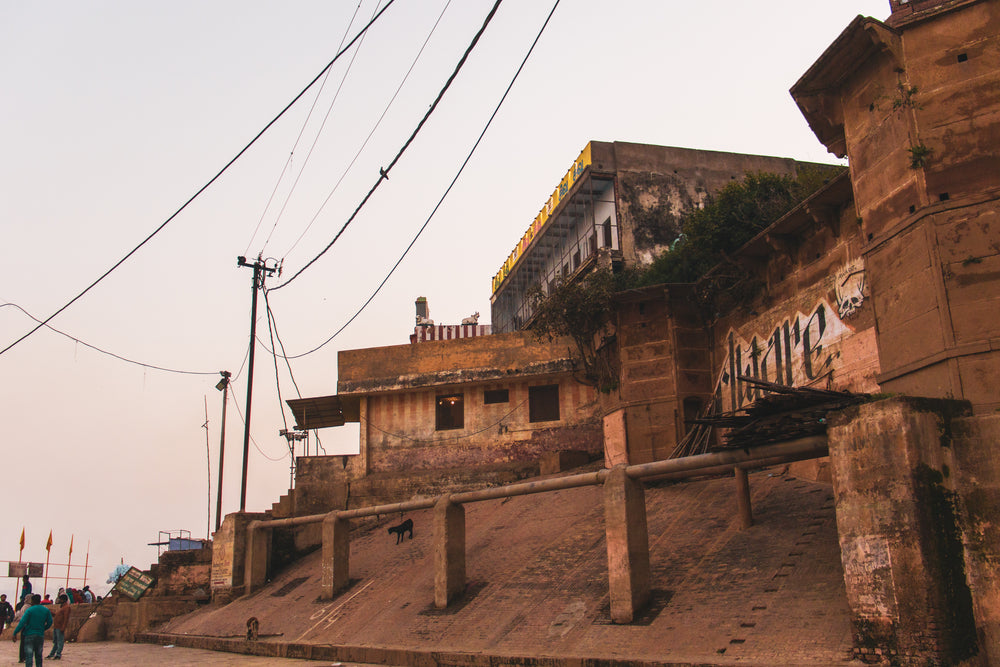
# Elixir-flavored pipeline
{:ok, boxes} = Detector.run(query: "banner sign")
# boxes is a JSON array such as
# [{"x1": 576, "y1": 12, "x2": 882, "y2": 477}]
[
  {"x1": 492, "y1": 143, "x2": 593, "y2": 294},
  {"x1": 114, "y1": 566, "x2": 155, "y2": 601},
  {"x1": 7, "y1": 562, "x2": 43, "y2": 578}
]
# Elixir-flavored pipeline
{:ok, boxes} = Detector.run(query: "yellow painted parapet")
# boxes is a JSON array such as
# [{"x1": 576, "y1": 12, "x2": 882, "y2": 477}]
[{"x1": 491, "y1": 143, "x2": 593, "y2": 295}]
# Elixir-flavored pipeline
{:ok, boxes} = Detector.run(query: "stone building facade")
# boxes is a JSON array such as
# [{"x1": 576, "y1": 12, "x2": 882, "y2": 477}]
[
  {"x1": 791, "y1": 0, "x2": 1000, "y2": 414},
  {"x1": 489, "y1": 141, "x2": 829, "y2": 333}
]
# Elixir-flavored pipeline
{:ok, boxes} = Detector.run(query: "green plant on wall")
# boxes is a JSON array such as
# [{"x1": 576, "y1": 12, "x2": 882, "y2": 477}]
[
  {"x1": 908, "y1": 143, "x2": 933, "y2": 169},
  {"x1": 892, "y1": 83, "x2": 921, "y2": 111}
]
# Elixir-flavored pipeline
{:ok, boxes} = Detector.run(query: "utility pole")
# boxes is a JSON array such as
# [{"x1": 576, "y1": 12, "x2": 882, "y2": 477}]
[
  {"x1": 237, "y1": 256, "x2": 276, "y2": 512},
  {"x1": 214, "y1": 370, "x2": 231, "y2": 532}
]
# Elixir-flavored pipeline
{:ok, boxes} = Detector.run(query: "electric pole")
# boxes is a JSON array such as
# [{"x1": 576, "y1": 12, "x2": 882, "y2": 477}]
[
  {"x1": 237, "y1": 256, "x2": 276, "y2": 512},
  {"x1": 214, "y1": 370, "x2": 231, "y2": 532}
]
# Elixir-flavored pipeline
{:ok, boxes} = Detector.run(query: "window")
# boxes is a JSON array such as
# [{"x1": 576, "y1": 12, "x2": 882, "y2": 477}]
[
  {"x1": 602, "y1": 217, "x2": 613, "y2": 248},
  {"x1": 589, "y1": 234, "x2": 597, "y2": 255},
  {"x1": 573, "y1": 249, "x2": 581, "y2": 269},
  {"x1": 529, "y1": 384, "x2": 560, "y2": 423},
  {"x1": 484, "y1": 389, "x2": 509, "y2": 405},
  {"x1": 436, "y1": 394, "x2": 464, "y2": 430}
]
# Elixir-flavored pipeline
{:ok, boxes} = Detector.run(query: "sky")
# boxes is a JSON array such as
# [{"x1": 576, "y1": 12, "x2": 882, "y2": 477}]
[{"x1": 0, "y1": 0, "x2": 890, "y2": 598}]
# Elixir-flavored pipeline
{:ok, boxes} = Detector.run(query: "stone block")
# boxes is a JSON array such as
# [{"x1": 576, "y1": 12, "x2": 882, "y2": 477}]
[{"x1": 603, "y1": 466, "x2": 650, "y2": 623}]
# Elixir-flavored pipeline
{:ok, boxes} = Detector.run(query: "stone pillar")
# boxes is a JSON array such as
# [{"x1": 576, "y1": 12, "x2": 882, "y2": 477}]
[
  {"x1": 827, "y1": 397, "x2": 976, "y2": 664},
  {"x1": 211, "y1": 511, "x2": 267, "y2": 602},
  {"x1": 951, "y1": 414, "x2": 1000, "y2": 665},
  {"x1": 734, "y1": 466, "x2": 753, "y2": 530},
  {"x1": 321, "y1": 513, "x2": 351, "y2": 599},
  {"x1": 434, "y1": 497, "x2": 465, "y2": 609},
  {"x1": 604, "y1": 464, "x2": 650, "y2": 623},
  {"x1": 244, "y1": 521, "x2": 271, "y2": 595}
]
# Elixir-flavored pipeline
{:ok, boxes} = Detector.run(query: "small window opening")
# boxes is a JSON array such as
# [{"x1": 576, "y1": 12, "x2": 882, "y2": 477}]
[
  {"x1": 529, "y1": 384, "x2": 560, "y2": 423},
  {"x1": 957, "y1": 53, "x2": 968, "y2": 62},
  {"x1": 573, "y1": 249, "x2": 581, "y2": 269},
  {"x1": 436, "y1": 394, "x2": 464, "y2": 430},
  {"x1": 484, "y1": 389, "x2": 509, "y2": 405},
  {"x1": 602, "y1": 217, "x2": 613, "y2": 248},
  {"x1": 939, "y1": 192, "x2": 950, "y2": 201},
  {"x1": 909, "y1": 204, "x2": 917, "y2": 214}
]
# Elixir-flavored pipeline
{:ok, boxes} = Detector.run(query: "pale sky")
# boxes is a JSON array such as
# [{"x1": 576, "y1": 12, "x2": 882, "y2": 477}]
[{"x1": 0, "y1": 0, "x2": 890, "y2": 597}]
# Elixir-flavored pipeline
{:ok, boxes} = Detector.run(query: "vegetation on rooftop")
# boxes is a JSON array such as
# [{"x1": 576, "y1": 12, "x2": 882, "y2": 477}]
[{"x1": 528, "y1": 166, "x2": 843, "y2": 390}]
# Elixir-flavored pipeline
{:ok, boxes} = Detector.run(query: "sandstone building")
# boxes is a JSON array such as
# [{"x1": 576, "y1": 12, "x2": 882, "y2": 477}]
[{"x1": 201, "y1": 1, "x2": 1000, "y2": 665}]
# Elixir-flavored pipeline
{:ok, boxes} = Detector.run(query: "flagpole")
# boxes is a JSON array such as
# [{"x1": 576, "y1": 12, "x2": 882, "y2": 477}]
[
  {"x1": 65, "y1": 535, "x2": 74, "y2": 588},
  {"x1": 83, "y1": 541, "x2": 90, "y2": 588},
  {"x1": 16, "y1": 527, "x2": 25, "y2": 604},
  {"x1": 44, "y1": 530, "x2": 53, "y2": 598}
]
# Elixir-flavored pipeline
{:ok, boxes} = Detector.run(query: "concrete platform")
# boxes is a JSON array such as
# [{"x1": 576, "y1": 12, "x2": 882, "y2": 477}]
[{"x1": 148, "y1": 468, "x2": 856, "y2": 666}]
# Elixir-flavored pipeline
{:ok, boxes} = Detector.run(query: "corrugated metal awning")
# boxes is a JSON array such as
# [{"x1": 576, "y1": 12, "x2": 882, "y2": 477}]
[{"x1": 286, "y1": 395, "x2": 346, "y2": 429}]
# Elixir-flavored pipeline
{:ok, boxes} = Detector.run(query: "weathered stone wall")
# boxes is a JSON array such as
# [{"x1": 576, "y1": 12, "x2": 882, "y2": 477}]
[
  {"x1": 211, "y1": 512, "x2": 267, "y2": 602},
  {"x1": 610, "y1": 284, "x2": 713, "y2": 464},
  {"x1": 361, "y1": 378, "x2": 601, "y2": 475},
  {"x1": 950, "y1": 413, "x2": 1000, "y2": 663},
  {"x1": 148, "y1": 545, "x2": 212, "y2": 597},
  {"x1": 827, "y1": 397, "x2": 978, "y2": 664},
  {"x1": 709, "y1": 181, "x2": 881, "y2": 412},
  {"x1": 791, "y1": 1, "x2": 1000, "y2": 414},
  {"x1": 294, "y1": 456, "x2": 349, "y2": 515},
  {"x1": 338, "y1": 331, "x2": 575, "y2": 394},
  {"x1": 607, "y1": 141, "x2": 829, "y2": 268}
]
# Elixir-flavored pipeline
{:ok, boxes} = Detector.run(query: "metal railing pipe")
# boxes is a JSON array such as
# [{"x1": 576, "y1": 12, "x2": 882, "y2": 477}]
[{"x1": 624, "y1": 436, "x2": 827, "y2": 480}]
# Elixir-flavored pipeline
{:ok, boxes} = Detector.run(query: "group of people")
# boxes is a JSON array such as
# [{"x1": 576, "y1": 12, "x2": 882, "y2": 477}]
[{"x1": 0, "y1": 576, "x2": 95, "y2": 665}]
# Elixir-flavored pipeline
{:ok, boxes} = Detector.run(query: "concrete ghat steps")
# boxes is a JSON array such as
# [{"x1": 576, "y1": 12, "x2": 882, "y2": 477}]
[{"x1": 150, "y1": 469, "x2": 854, "y2": 666}]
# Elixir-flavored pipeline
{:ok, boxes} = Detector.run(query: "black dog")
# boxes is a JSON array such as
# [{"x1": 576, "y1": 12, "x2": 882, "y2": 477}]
[{"x1": 387, "y1": 518, "x2": 413, "y2": 544}]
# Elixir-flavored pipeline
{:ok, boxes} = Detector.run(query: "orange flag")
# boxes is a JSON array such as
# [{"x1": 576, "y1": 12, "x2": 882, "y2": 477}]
[
  {"x1": 46, "y1": 531, "x2": 53, "y2": 552},
  {"x1": 19, "y1": 528, "x2": 25, "y2": 551}
]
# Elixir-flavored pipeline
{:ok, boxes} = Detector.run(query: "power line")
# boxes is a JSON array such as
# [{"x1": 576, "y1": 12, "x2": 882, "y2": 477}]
[
  {"x1": 280, "y1": 0, "x2": 454, "y2": 261},
  {"x1": 258, "y1": 1, "x2": 382, "y2": 255},
  {"x1": 268, "y1": 0, "x2": 563, "y2": 359},
  {"x1": 0, "y1": 301, "x2": 217, "y2": 376},
  {"x1": 270, "y1": 0, "x2": 505, "y2": 291},
  {"x1": 0, "y1": 0, "x2": 399, "y2": 359},
  {"x1": 243, "y1": 0, "x2": 368, "y2": 256},
  {"x1": 228, "y1": 378, "x2": 288, "y2": 463},
  {"x1": 262, "y1": 290, "x2": 327, "y2": 455}
]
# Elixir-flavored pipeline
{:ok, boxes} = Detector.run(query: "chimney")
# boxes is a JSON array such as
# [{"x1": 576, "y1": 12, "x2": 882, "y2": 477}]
[{"x1": 415, "y1": 297, "x2": 432, "y2": 326}]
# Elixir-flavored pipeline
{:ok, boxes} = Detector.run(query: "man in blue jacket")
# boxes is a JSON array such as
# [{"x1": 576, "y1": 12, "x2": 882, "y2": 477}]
[{"x1": 12, "y1": 594, "x2": 52, "y2": 666}]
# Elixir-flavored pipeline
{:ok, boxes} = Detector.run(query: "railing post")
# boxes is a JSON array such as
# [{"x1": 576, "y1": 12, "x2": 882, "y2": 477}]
[
  {"x1": 735, "y1": 466, "x2": 753, "y2": 529},
  {"x1": 244, "y1": 521, "x2": 271, "y2": 594},
  {"x1": 434, "y1": 496, "x2": 466, "y2": 609},
  {"x1": 321, "y1": 512, "x2": 350, "y2": 599},
  {"x1": 604, "y1": 465, "x2": 650, "y2": 623}
]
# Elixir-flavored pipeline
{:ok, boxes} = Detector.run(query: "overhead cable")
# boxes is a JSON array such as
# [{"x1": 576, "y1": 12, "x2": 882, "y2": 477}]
[
  {"x1": 270, "y1": 0, "x2": 504, "y2": 291},
  {"x1": 243, "y1": 0, "x2": 367, "y2": 256},
  {"x1": 0, "y1": 301, "x2": 218, "y2": 376},
  {"x1": 269, "y1": 0, "x2": 563, "y2": 359},
  {"x1": 281, "y1": 0, "x2": 454, "y2": 260},
  {"x1": 0, "y1": 0, "x2": 398, "y2": 359},
  {"x1": 258, "y1": 1, "x2": 382, "y2": 255}
]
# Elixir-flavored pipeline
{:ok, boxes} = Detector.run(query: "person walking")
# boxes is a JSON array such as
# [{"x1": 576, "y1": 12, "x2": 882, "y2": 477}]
[
  {"x1": 11, "y1": 594, "x2": 52, "y2": 667},
  {"x1": 0, "y1": 594, "x2": 13, "y2": 635},
  {"x1": 47, "y1": 594, "x2": 69, "y2": 660}
]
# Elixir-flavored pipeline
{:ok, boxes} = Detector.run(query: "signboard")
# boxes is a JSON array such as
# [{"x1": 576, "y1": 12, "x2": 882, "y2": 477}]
[
  {"x1": 114, "y1": 566, "x2": 155, "y2": 601},
  {"x1": 492, "y1": 143, "x2": 594, "y2": 294},
  {"x1": 7, "y1": 562, "x2": 44, "y2": 578}
]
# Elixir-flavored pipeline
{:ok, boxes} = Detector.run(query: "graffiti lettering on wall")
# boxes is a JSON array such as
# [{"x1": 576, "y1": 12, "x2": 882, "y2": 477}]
[{"x1": 715, "y1": 299, "x2": 854, "y2": 413}]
